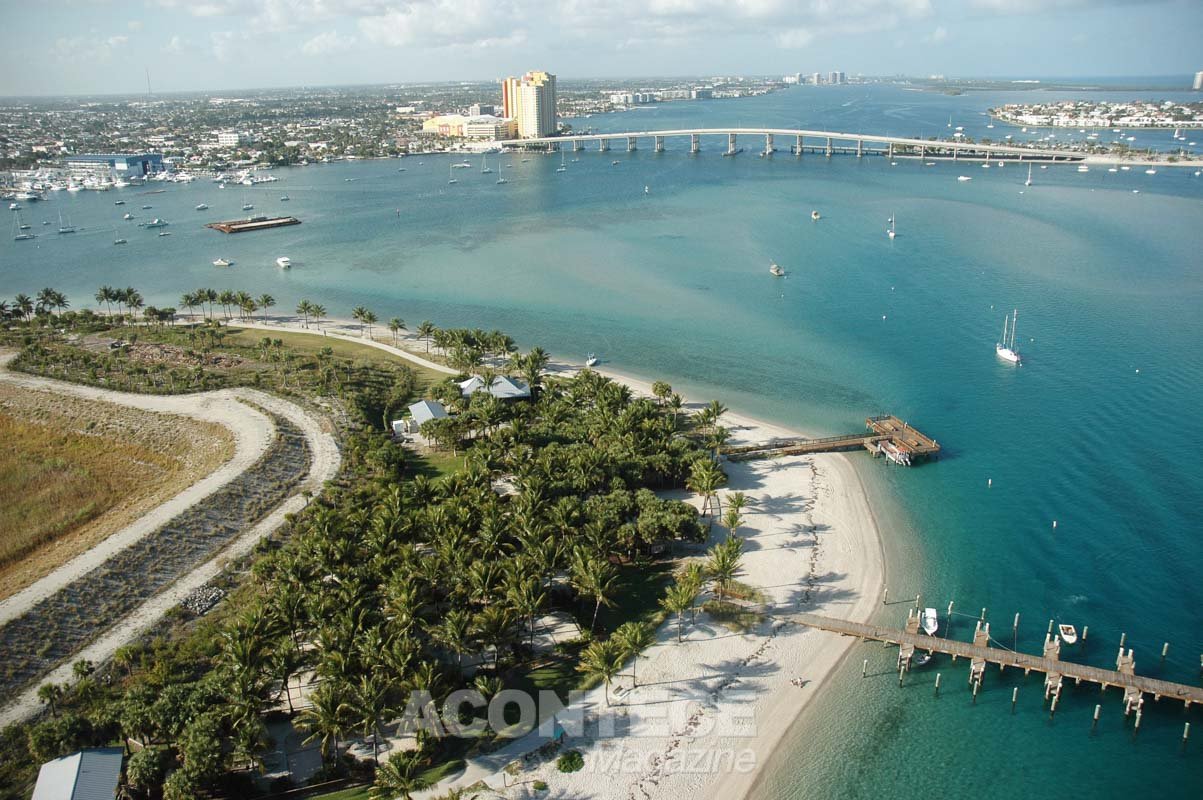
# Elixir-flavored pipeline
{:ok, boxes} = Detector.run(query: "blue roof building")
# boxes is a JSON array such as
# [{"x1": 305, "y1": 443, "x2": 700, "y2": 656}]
[{"x1": 32, "y1": 748, "x2": 123, "y2": 800}]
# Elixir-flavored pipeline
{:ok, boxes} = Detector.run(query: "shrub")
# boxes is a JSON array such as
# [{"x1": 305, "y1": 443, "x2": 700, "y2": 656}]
[
  {"x1": 556, "y1": 750, "x2": 584, "y2": 773},
  {"x1": 533, "y1": 779, "x2": 549, "y2": 791}
]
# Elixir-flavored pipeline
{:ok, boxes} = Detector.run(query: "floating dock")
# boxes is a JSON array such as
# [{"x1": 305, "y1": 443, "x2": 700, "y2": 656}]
[
  {"x1": 793, "y1": 611, "x2": 1203, "y2": 710},
  {"x1": 206, "y1": 216, "x2": 301, "y2": 234},
  {"x1": 723, "y1": 415, "x2": 940, "y2": 466}
]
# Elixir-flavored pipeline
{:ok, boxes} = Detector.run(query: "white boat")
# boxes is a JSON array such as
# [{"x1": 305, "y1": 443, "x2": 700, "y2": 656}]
[
  {"x1": 123, "y1": 212, "x2": 134, "y2": 220},
  {"x1": 12, "y1": 212, "x2": 36, "y2": 241},
  {"x1": 145, "y1": 218, "x2": 169, "y2": 228},
  {"x1": 1077, "y1": 165, "x2": 1089, "y2": 172},
  {"x1": 957, "y1": 175, "x2": 973, "y2": 182},
  {"x1": 921, "y1": 608, "x2": 938, "y2": 635},
  {"x1": 242, "y1": 201, "x2": 254, "y2": 211},
  {"x1": 585, "y1": 353, "x2": 599, "y2": 367},
  {"x1": 276, "y1": 256, "x2": 291, "y2": 268},
  {"x1": 481, "y1": 154, "x2": 493, "y2": 175},
  {"x1": 158, "y1": 231, "x2": 172, "y2": 237},
  {"x1": 57, "y1": 211, "x2": 75, "y2": 234},
  {"x1": 114, "y1": 200, "x2": 125, "y2": 206},
  {"x1": 556, "y1": 150, "x2": 567, "y2": 173},
  {"x1": 8, "y1": 202, "x2": 18, "y2": 211},
  {"x1": 887, "y1": 213, "x2": 896, "y2": 239},
  {"x1": 769, "y1": 261, "x2": 785, "y2": 277},
  {"x1": 195, "y1": 203, "x2": 208, "y2": 210},
  {"x1": 996, "y1": 309, "x2": 1022, "y2": 365},
  {"x1": 448, "y1": 164, "x2": 457, "y2": 185},
  {"x1": 1145, "y1": 168, "x2": 1157, "y2": 175},
  {"x1": 213, "y1": 258, "x2": 232, "y2": 267},
  {"x1": 1025, "y1": 164, "x2": 1032, "y2": 186},
  {"x1": 1120, "y1": 165, "x2": 1131, "y2": 171},
  {"x1": 1058, "y1": 624, "x2": 1078, "y2": 644},
  {"x1": 644, "y1": 185, "x2": 650, "y2": 195},
  {"x1": 811, "y1": 210, "x2": 820, "y2": 220},
  {"x1": 280, "y1": 195, "x2": 289, "y2": 201},
  {"x1": 113, "y1": 227, "x2": 126, "y2": 245}
]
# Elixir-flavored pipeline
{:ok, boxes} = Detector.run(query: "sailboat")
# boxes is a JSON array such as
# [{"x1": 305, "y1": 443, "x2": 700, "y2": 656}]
[
  {"x1": 996, "y1": 309, "x2": 1022, "y2": 365},
  {"x1": 1025, "y1": 164, "x2": 1032, "y2": 186},
  {"x1": 113, "y1": 227, "x2": 127, "y2": 245},
  {"x1": 556, "y1": 150, "x2": 567, "y2": 173},
  {"x1": 947, "y1": 115, "x2": 952, "y2": 128},
  {"x1": 481, "y1": 154, "x2": 493, "y2": 175},
  {"x1": 886, "y1": 213, "x2": 896, "y2": 239},
  {"x1": 57, "y1": 210, "x2": 75, "y2": 234},
  {"x1": 12, "y1": 211, "x2": 36, "y2": 240},
  {"x1": 242, "y1": 195, "x2": 254, "y2": 211},
  {"x1": 448, "y1": 164, "x2": 458, "y2": 185}
]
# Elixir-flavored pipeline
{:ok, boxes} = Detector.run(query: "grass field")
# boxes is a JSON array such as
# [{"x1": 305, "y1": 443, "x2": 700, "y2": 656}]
[
  {"x1": 222, "y1": 327, "x2": 449, "y2": 390},
  {"x1": 0, "y1": 413, "x2": 179, "y2": 567}
]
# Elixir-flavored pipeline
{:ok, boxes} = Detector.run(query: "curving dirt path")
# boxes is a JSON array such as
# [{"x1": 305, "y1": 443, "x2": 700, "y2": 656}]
[{"x1": 0, "y1": 354, "x2": 340, "y2": 725}]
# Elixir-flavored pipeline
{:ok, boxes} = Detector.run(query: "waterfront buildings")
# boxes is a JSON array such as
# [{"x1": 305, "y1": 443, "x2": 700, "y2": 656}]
[
  {"x1": 991, "y1": 99, "x2": 1203, "y2": 128},
  {"x1": 420, "y1": 114, "x2": 516, "y2": 139},
  {"x1": 64, "y1": 153, "x2": 163, "y2": 180},
  {"x1": 502, "y1": 71, "x2": 557, "y2": 138},
  {"x1": 1194, "y1": 71, "x2": 1203, "y2": 91},
  {"x1": 216, "y1": 130, "x2": 243, "y2": 147}
]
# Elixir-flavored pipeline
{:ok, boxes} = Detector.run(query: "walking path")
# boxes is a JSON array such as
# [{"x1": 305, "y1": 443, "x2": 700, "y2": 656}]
[{"x1": 0, "y1": 355, "x2": 340, "y2": 725}]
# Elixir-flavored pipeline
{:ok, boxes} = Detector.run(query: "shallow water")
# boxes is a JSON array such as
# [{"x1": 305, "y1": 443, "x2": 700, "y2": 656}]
[{"x1": 3, "y1": 83, "x2": 1201, "y2": 797}]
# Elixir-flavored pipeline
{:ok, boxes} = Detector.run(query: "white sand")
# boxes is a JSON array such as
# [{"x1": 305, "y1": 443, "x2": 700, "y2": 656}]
[{"x1": 217, "y1": 316, "x2": 885, "y2": 800}]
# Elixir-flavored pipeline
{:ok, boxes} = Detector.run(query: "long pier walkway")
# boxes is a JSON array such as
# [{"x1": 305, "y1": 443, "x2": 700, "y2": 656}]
[
  {"x1": 792, "y1": 611, "x2": 1203, "y2": 710},
  {"x1": 724, "y1": 415, "x2": 940, "y2": 466}
]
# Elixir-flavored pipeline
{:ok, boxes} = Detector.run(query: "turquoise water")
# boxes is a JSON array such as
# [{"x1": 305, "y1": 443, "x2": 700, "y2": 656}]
[{"x1": 4, "y1": 85, "x2": 1202, "y2": 796}]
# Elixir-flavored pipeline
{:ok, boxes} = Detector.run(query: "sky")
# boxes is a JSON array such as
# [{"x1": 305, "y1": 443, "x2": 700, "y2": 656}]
[{"x1": 1, "y1": 0, "x2": 1200, "y2": 96}]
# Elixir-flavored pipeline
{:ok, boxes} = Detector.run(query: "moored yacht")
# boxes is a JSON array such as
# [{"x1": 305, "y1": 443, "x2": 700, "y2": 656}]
[
  {"x1": 921, "y1": 608, "x2": 939, "y2": 636},
  {"x1": 1058, "y1": 624, "x2": 1078, "y2": 644},
  {"x1": 769, "y1": 261, "x2": 785, "y2": 277},
  {"x1": 585, "y1": 353, "x2": 599, "y2": 367},
  {"x1": 276, "y1": 256, "x2": 291, "y2": 269},
  {"x1": 996, "y1": 309, "x2": 1021, "y2": 365},
  {"x1": 213, "y1": 258, "x2": 232, "y2": 267}
]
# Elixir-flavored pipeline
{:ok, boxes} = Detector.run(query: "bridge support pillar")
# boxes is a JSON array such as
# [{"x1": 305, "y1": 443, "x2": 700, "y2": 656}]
[
  {"x1": 825, "y1": 136, "x2": 833, "y2": 157},
  {"x1": 857, "y1": 139, "x2": 863, "y2": 158},
  {"x1": 654, "y1": 135, "x2": 664, "y2": 153},
  {"x1": 599, "y1": 138, "x2": 610, "y2": 152},
  {"x1": 727, "y1": 133, "x2": 738, "y2": 155},
  {"x1": 764, "y1": 133, "x2": 774, "y2": 156},
  {"x1": 795, "y1": 134, "x2": 803, "y2": 156},
  {"x1": 690, "y1": 133, "x2": 700, "y2": 154},
  {"x1": 953, "y1": 146, "x2": 958, "y2": 161},
  {"x1": 627, "y1": 136, "x2": 637, "y2": 152},
  {"x1": 572, "y1": 139, "x2": 582, "y2": 152}
]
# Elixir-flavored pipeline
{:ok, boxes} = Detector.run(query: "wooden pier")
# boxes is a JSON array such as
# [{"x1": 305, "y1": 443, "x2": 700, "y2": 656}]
[
  {"x1": 206, "y1": 216, "x2": 301, "y2": 234},
  {"x1": 792, "y1": 611, "x2": 1203, "y2": 710},
  {"x1": 724, "y1": 415, "x2": 940, "y2": 466}
]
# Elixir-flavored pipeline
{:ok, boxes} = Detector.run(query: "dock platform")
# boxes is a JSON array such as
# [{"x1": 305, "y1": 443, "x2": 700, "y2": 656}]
[
  {"x1": 792, "y1": 611, "x2": 1203, "y2": 709},
  {"x1": 206, "y1": 216, "x2": 301, "y2": 234},
  {"x1": 724, "y1": 415, "x2": 940, "y2": 466}
]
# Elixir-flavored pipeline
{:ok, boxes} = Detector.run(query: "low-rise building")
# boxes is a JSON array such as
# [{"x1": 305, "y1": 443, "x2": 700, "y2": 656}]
[{"x1": 32, "y1": 748, "x2": 123, "y2": 800}]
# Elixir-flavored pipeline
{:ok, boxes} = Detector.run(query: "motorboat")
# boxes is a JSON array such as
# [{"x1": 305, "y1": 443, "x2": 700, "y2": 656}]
[
  {"x1": 887, "y1": 213, "x2": 896, "y2": 239},
  {"x1": 195, "y1": 203, "x2": 209, "y2": 210},
  {"x1": 1145, "y1": 168, "x2": 1157, "y2": 175},
  {"x1": 276, "y1": 256, "x2": 291, "y2": 268},
  {"x1": 769, "y1": 261, "x2": 785, "y2": 277},
  {"x1": 114, "y1": 200, "x2": 125, "y2": 205},
  {"x1": 957, "y1": 176, "x2": 973, "y2": 182},
  {"x1": 921, "y1": 608, "x2": 938, "y2": 636},
  {"x1": 141, "y1": 204, "x2": 152, "y2": 209},
  {"x1": 123, "y1": 213, "x2": 134, "y2": 220},
  {"x1": 145, "y1": 218, "x2": 169, "y2": 228},
  {"x1": 996, "y1": 308, "x2": 1022, "y2": 365},
  {"x1": 1077, "y1": 165, "x2": 1089, "y2": 172},
  {"x1": 158, "y1": 231, "x2": 172, "y2": 237},
  {"x1": 280, "y1": 195, "x2": 289, "y2": 201},
  {"x1": 811, "y1": 210, "x2": 821, "y2": 220},
  {"x1": 213, "y1": 258, "x2": 232, "y2": 267},
  {"x1": 913, "y1": 652, "x2": 933, "y2": 668},
  {"x1": 585, "y1": 353, "x2": 599, "y2": 367},
  {"x1": 1058, "y1": 624, "x2": 1078, "y2": 645}
]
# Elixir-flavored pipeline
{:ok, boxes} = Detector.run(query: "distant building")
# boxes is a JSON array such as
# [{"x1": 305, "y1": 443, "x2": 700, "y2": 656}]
[
  {"x1": 829, "y1": 71, "x2": 845, "y2": 85},
  {"x1": 420, "y1": 114, "x2": 515, "y2": 139},
  {"x1": 811, "y1": 72, "x2": 822, "y2": 85},
  {"x1": 691, "y1": 88, "x2": 713, "y2": 100},
  {"x1": 502, "y1": 70, "x2": 557, "y2": 138},
  {"x1": 64, "y1": 152, "x2": 163, "y2": 180},
  {"x1": 469, "y1": 103, "x2": 495, "y2": 116},
  {"x1": 32, "y1": 748, "x2": 123, "y2": 800},
  {"x1": 216, "y1": 130, "x2": 243, "y2": 147},
  {"x1": 1194, "y1": 71, "x2": 1203, "y2": 91},
  {"x1": 459, "y1": 375, "x2": 531, "y2": 400}
]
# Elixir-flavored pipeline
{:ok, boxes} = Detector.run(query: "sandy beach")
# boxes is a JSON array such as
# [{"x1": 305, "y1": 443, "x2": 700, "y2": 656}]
[{"x1": 229, "y1": 315, "x2": 886, "y2": 800}]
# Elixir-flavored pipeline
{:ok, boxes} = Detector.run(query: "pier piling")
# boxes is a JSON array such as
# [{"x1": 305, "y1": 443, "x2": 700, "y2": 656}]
[
  {"x1": 863, "y1": 658, "x2": 868, "y2": 678},
  {"x1": 1012, "y1": 687, "x2": 1018, "y2": 713},
  {"x1": 1093, "y1": 704, "x2": 1101, "y2": 732},
  {"x1": 935, "y1": 673, "x2": 941, "y2": 695},
  {"x1": 1162, "y1": 642, "x2": 1170, "y2": 662},
  {"x1": 1185, "y1": 722, "x2": 1191, "y2": 742}
]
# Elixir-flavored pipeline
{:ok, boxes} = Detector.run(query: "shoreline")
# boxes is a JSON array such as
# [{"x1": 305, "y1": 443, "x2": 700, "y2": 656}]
[{"x1": 226, "y1": 315, "x2": 887, "y2": 800}]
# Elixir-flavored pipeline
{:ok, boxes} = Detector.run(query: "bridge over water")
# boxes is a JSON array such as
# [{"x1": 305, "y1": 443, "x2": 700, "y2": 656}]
[{"x1": 499, "y1": 127, "x2": 1087, "y2": 163}]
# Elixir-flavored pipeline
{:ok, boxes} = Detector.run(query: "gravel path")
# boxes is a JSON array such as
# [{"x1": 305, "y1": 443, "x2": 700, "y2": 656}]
[{"x1": 0, "y1": 355, "x2": 340, "y2": 724}]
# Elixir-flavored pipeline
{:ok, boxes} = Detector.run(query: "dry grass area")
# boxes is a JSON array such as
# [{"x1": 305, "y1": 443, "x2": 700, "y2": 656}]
[{"x1": 0, "y1": 384, "x2": 234, "y2": 599}]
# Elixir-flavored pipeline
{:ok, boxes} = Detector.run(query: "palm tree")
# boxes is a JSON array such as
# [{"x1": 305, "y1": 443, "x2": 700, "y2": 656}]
[
  {"x1": 430, "y1": 609, "x2": 473, "y2": 675},
  {"x1": 126, "y1": 290, "x2": 144, "y2": 321},
  {"x1": 720, "y1": 507, "x2": 743, "y2": 540},
  {"x1": 506, "y1": 576, "x2": 547, "y2": 650},
  {"x1": 519, "y1": 346, "x2": 550, "y2": 394},
  {"x1": 95, "y1": 286, "x2": 115, "y2": 318},
  {"x1": 13, "y1": 294, "x2": 33, "y2": 322},
  {"x1": 416, "y1": 320, "x2": 435, "y2": 352},
  {"x1": 687, "y1": 459, "x2": 724, "y2": 518},
  {"x1": 706, "y1": 538, "x2": 743, "y2": 603},
  {"x1": 371, "y1": 751, "x2": 431, "y2": 800},
  {"x1": 362, "y1": 309, "x2": 378, "y2": 340},
  {"x1": 219, "y1": 289, "x2": 237, "y2": 321},
  {"x1": 346, "y1": 674, "x2": 391, "y2": 765},
  {"x1": 36, "y1": 287, "x2": 59, "y2": 315},
  {"x1": 614, "y1": 621, "x2": 655, "y2": 688},
  {"x1": 388, "y1": 317, "x2": 405, "y2": 345},
  {"x1": 239, "y1": 294, "x2": 257, "y2": 321},
  {"x1": 180, "y1": 291, "x2": 198, "y2": 320},
  {"x1": 577, "y1": 638, "x2": 624, "y2": 706},
  {"x1": 37, "y1": 682, "x2": 63, "y2": 718},
  {"x1": 570, "y1": 551, "x2": 618, "y2": 632},
  {"x1": 310, "y1": 303, "x2": 326, "y2": 326},
  {"x1": 661, "y1": 583, "x2": 694, "y2": 643},
  {"x1": 651, "y1": 381, "x2": 673, "y2": 405},
  {"x1": 296, "y1": 299, "x2": 312, "y2": 328},
  {"x1": 298, "y1": 681, "x2": 349, "y2": 764},
  {"x1": 257, "y1": 293, "x2": 275, "y2": 321}
]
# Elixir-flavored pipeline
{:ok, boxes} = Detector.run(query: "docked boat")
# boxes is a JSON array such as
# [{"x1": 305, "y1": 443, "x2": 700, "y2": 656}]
[
  {"x1": 769, "y1": 261, "x2": 785, "y2": 277},
  {"x1": 913, "y1": 652, "x2": 933, "y2": 668},
  {"x1": 996, "y1": 308, "x2": 1022, "y2": 365},
  {"x1": 213, "y1": 258, "x2": 232, "y2": 267},
  {"x1": 811, "y1": 210, "x2": 821, "y2": 220},
  {"x1": 585, "y1": 353, "x2": 599, "y2": 367},
  {"x1": 921, "y1": 608, "x2": 939, "y2": 636},
  {"x1": 276, "y1": 256, "x2": 291, "y2": 269},
  {"x1": 1058, "y1": 624, "x2": 1078, "y2": 645}
]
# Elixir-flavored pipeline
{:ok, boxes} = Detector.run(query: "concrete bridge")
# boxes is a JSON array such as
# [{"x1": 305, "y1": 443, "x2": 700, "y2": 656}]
[{"x1": 497, "y1": 127, "x2": 1087, "y2": 163}]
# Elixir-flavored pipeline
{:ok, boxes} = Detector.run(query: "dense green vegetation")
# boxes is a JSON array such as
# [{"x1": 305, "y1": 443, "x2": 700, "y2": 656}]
[{"x1": 0, "y1": 290, "x2": 745, "y2": 800}]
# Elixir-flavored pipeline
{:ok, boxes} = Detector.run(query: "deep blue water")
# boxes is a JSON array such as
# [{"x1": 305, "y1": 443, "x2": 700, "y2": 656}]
[{"x1": 3, "y1": 83, "x2": 1201, "y2": 797}]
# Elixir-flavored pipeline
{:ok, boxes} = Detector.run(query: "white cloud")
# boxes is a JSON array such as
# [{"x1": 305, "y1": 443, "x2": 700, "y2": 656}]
[
  {"x1": 53, "y1": 34, "x2": 129, "y2": 63},
  {"x1": 127, "y1": 20, "x2": 143, "y2": 31},
  {"x1": 357, "y1": 0, "x2": 522, "y2": 48},
  {"x1": 926, "y1": 24, "x2": 948, "y2": 42},
  {"x1": 210, "y1": 30, "x2": 249, "y2": 61},
  {"x1": 301, "y1": 31, "x2": 358, "y2": 55},
  {"x1": 163, "y1": 35, "x2": 189, "y2": 54},
  {"x1": 775, "y1": 28, "x2": 815, "y2": 49}
]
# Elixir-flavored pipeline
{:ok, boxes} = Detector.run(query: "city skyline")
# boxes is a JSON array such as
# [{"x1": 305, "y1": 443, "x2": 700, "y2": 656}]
[{"x1": 3, "y1": 0, "x2": 1202, "y2": 97}]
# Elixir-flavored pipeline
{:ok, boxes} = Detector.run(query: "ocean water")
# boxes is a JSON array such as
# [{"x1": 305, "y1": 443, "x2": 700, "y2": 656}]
[{"x1": 3, "y1": 84, "x2": 1202, "y2": 796}]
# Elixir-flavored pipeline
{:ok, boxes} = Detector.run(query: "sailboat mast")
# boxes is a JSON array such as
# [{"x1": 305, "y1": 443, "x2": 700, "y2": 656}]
[{"x1": 1010, "y1": 310, "x2": 1018, "y2": 350}]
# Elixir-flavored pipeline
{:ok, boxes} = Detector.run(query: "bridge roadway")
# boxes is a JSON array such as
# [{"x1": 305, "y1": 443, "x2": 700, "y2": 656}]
[
  {"x1": 498, "y1": 127, "x2": 1087, "y2": 162},
  {"x1": 792, "y1": 611, "x2": 1203, "y2": 708}
]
